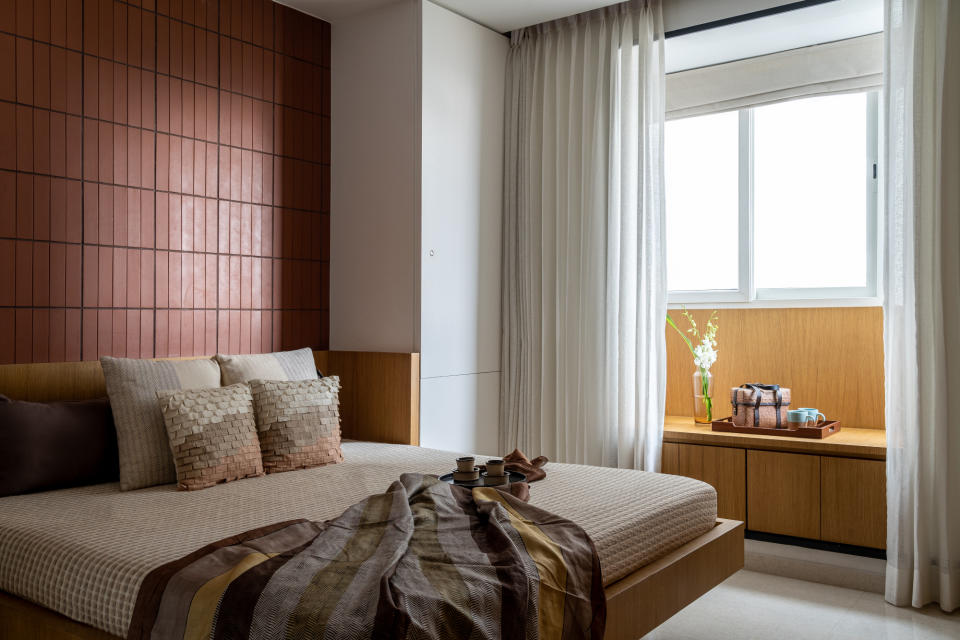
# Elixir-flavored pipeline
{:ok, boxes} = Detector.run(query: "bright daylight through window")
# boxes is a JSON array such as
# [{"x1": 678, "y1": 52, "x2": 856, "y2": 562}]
[{"x1": 665, "y1": 91, "x2": 878, "y2": 304}]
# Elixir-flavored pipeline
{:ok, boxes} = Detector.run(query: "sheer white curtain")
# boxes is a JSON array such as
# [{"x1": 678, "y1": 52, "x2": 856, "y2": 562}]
[
  {"x1": 500, "y1": 0, "x2": 666, "y2": 469},
  {"x1": 883, "y1": 0, "x2": 960, "y2": 612}
]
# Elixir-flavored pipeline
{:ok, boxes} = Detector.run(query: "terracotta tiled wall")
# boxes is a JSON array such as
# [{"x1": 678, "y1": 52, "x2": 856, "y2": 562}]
[{"x1": 0, "y1": 0, "x2": 330, "y2": 363}]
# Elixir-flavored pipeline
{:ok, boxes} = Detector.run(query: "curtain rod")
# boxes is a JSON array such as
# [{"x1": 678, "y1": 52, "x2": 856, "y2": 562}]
[{"x1": 664, "y1": 0, "x2": 839, "y2": 39}]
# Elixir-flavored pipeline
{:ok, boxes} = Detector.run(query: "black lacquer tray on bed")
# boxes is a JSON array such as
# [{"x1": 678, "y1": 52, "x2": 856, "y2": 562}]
[{"x1": 437, "y1": 470, "x2": 527, "y2": 488}]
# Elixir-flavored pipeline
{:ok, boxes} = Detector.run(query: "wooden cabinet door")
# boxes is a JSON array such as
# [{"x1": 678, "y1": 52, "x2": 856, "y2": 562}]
[
  {"x1": 747, "y1": 450, "x2": 820, "y2": 539},
  {"x1": 661, "y1": 442, "x2": 680, "y2": 475},
  {"x1": 821, "y1": 457, "x2": 886, "y2": 548},
  {"x1": 662, "y1": 443, "x2": 746, "y2": 522}
]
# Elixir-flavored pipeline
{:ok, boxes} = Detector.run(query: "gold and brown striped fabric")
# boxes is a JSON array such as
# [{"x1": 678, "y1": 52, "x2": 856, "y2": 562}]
[
  {"x1": 127, "y1": 474, "x2": 605, "y2": 640},
  {"x1": 249, "y1": 377, "x2": 343, "y2": 473}
]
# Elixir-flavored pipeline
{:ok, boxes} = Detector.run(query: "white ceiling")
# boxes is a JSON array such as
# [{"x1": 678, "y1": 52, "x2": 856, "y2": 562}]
[
  {"x1": 274, "y1": 0, "x2": 883, "y2": 59},
  {"x1": 275, "y1": 0, "x2": 622, "y2": 28},
  {"x1": 273, "y1": 0, "x2": 397, "y2": 23},
  {"x1": 428, "y1": 0, "x2": 622, "y2": 33},
  {"x1": 276, "y1": 0, "x2": 795, "y2": 33},
  {"x1": 275, "y1": 0, "x2": 805, "y2": 31}
]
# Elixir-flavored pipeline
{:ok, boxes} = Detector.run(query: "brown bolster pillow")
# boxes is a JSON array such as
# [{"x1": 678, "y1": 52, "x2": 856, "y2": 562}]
[{"x1": 0, "y1": 395, "x2": 119, "y2": 497}]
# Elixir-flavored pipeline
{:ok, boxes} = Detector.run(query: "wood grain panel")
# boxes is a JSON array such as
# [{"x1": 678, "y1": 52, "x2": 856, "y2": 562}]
[
  {"x1": 666, "y1": 307, "x2": 884, "y2": 428},
  {"x1": 664, "y1": 416, "x2": 887, "y2": 460},
  {"x1": 661, "y1": 441, "x2": 679, "y2": 474},
  {"x1": 747, "y1": 450, "x2": 821, "y2": 539},
  {"x1": 0, "y1": 351, "x2": 419, "y2": 446},
  {"x1": 821, "y1": 457, "x2": 886, "y2": 548},
  {"x1": 604, "y1": 519, "x2": 744, "y2": 640},
  {"x1": 314, "y1": 351, "x2": 420, "y2": 446},
  {"x1": 670, "y1": 444, "x2": 746, "y2": 521}
]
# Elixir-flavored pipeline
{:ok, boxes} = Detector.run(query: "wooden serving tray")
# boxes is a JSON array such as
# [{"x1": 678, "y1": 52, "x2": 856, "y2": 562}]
[{"x1": 711, "y1": 417, "x2": 841, "y2": 439}]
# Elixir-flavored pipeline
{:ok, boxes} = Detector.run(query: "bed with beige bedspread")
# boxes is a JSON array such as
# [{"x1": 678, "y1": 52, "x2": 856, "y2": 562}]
[{"x1": 0, "y1": 442, "x2": 717, "y2": 638}]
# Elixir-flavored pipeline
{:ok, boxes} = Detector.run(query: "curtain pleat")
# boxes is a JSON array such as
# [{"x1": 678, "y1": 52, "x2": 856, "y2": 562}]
[
  {"x1": 500, "y1": 1, "x2": 666, "y2": 469},
  {"x1": 883, "y1": 0, "x2": 960, "y2": 613}
]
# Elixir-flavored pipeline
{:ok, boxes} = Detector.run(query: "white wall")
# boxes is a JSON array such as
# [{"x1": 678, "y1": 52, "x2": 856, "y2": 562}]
[
  {"x1": 330, "y1": 0, "x2": 421, "y2": 353},
  {"x1": 419, "y1": 1, "x2": 507, "y2": 455}
]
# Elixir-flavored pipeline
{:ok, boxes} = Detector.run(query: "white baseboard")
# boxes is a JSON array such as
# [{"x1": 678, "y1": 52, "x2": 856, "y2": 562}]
[{"x1": 744, "y1": 539, "x2": 885, "y2": 594}]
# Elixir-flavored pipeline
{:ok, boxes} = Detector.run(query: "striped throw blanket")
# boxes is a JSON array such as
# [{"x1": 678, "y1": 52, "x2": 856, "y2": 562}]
[{"x1": 127, "y1": 473, "x2": 605, "y2": 640}]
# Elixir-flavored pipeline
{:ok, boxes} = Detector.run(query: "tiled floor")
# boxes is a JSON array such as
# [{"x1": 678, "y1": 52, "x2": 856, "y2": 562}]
[{"x1": 643, "y1": 570, "x2": 959, "y2": 640}]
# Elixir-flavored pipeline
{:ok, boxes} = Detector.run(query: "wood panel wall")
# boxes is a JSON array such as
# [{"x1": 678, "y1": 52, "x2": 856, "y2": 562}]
[
  {"x1": 666, "y1": 307, "x2": 885, "y2": 429},
  {"x1": 0, "y1": 0, "x2": 331, "y2": 364}
]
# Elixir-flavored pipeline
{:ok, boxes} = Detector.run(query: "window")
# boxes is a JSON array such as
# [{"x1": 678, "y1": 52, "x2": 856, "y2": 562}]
[{"x1": 665, "y1": 91, "x2": 879, "y2": 304}]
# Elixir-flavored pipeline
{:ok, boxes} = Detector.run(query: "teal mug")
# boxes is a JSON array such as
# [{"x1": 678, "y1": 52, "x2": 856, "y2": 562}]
[
  {"x1": 798, "y1": 408, "x2": 826, "y2": 425},
  {"x1": 786, "y1": 409, "x2": 808, "y2": 430}
]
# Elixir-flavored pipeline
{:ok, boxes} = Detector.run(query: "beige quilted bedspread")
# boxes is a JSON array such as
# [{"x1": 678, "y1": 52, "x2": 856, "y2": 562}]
[{"x1": 0, "y1": 442, "x2": 717, "y2": 637}]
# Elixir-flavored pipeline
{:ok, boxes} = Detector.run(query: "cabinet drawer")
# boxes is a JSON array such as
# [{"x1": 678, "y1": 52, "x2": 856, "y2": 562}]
[
  {"x1": 821, "y1": 457, "x2": 886, "y2": 548},
  {"x1": 662, "y1": 443, "x2": 745, "y2": 521},
  {"x1": 747, "y1": 450, "x2": 820, "y2": 539}
]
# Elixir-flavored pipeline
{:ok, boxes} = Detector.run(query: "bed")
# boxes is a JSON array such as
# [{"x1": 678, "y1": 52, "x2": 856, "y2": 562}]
[{"x1": 0, "y1": 354, "x2": 743, "y2": 640}]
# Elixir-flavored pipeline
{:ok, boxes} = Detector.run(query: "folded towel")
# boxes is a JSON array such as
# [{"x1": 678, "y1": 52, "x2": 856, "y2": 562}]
[{"x1": 503, "y1": 448, "x2": 548, "y2": 482}]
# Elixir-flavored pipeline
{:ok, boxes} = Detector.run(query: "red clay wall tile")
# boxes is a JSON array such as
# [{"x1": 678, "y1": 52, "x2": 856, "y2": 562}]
[
  {"x1": 16, "y1": 38, "x2": 33, "y2": 105},
  {"x1": 0, "y1": 172, "x2": 13, "y2": 237},
  {"x1": 111, "y1": 308, "x2": 125, "y2": 357},
  {"x1": 139, "y1": 311, "x2": 152, "y2": 359},
  {"x1": 0, "y1": 35, "x2": 15, "y2": 102},
  {"x1": 126, "y1": 310, "x2": 139, "y2": 359},
  {"x1": 49, "y1": 112, "x2": 65, "y2": 177},
  {"x1": 155, "y1": 250, "x2": 168, "y2": 308},
  {"x1": 168, "y1": 247, "x2": 181, "y2": 308},
  {"x1": 64, "y1": 243, "x2": 81, "y2": 306},
  {"x1": 167, "y1": 308, "x2": 180, "y2": 356},
  {"x1": 33, "y1": 42, "x2": 50, "y2": 109},
  {"x1": 0, "y1": 240, "x2": 15, "y2": 306},
  {"x1": 0, "y1": 104, "x2": 15, "y2": 171},
  {"x1": 64, "y1": 308, "x2": 80, "y2": 361},
  {"x1": 15, "y1": 308, "x2": 33, "y2": 363},
  {"x1": 0, "y1": 310, "x2": 12, "y2": 364},
  {"x1": 96, "y1": 308, "x2": 111, "y2": 357},
  {"x1": 48, "y1": 242, "x2": 65, "y2": 307},
  {"x1": 16, "y1": 106, "x2": 34, "y2": 172},
  {"x1": 32, "y1": 241, "x2": 49, "y2": 306},
  {"x1": 0, "y1": 2, "x2": 14, "y2": 34},
  {"x1": 0, "y1": 3, "x2": 331, "y2": 363},
  {"x1": 66, "y1": 115, "x2": 82, "y2": 178},
  {"x1": 97, "y1": 0, "x2": 113, "y2": 61},
  {"x1": 15, "y1": 174, "x2": 32, "y2": 239},
  {"x1": 112, "y1": 247, "x2": 125, "y2": 308},
  {"x1": 155, "y1": 308, "x2": 168, "y2": 356},
  {"x1": 33, "y1": 176, "x2": 50, "y2": 240},
  {"x1": 98, "y1": 184, "x2": 113, "y2": 245},
  {"x1": 140, "y1": 248, "x2": 154, "y2": 307},
  {"x1": 97, "y1": 245, "x2": 112, "y2": 307},
  {"x1": 49, "y1": 308, "x2": 65, "y2": 363}
]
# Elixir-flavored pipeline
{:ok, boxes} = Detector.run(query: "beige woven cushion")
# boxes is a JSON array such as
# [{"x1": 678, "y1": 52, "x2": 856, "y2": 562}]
[
  {"x1": 215, "y1": 348, "x2": 319, "y2": 386},
  {"x1": 101, "y1": 357, "x2": 221, "y2": 491},
  {"x1": 156, "y1": 384, "x2": 264, "y2": 491},
  {"x1": 249, "y1": 377, "x2": 343, "y2": 473}
]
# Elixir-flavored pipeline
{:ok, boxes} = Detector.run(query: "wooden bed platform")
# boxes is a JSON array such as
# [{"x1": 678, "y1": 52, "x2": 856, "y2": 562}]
[{"x1": 0, "y1": 354, "x2": 743, "y2": 640}]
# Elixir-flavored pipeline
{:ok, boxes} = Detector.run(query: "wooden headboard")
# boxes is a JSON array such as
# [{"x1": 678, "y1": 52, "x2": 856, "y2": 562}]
[{"x1": 0, "y1": 351, "x2": 420, "y2": 446}]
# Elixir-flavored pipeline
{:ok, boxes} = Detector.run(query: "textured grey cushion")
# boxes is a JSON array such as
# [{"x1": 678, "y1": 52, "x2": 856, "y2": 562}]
[
  {"x1": 215, "y1": 348, "x2": 319, "y2": 386},
  {"x1": 157, "y1": 384, "x2": 264, "y2": 491},
  {"x1": 101, "y1": 357, "x2": 221, "y2": 491},
  {"x1": 249, "y1": 377, "x2": 343, "y2": 473}
]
